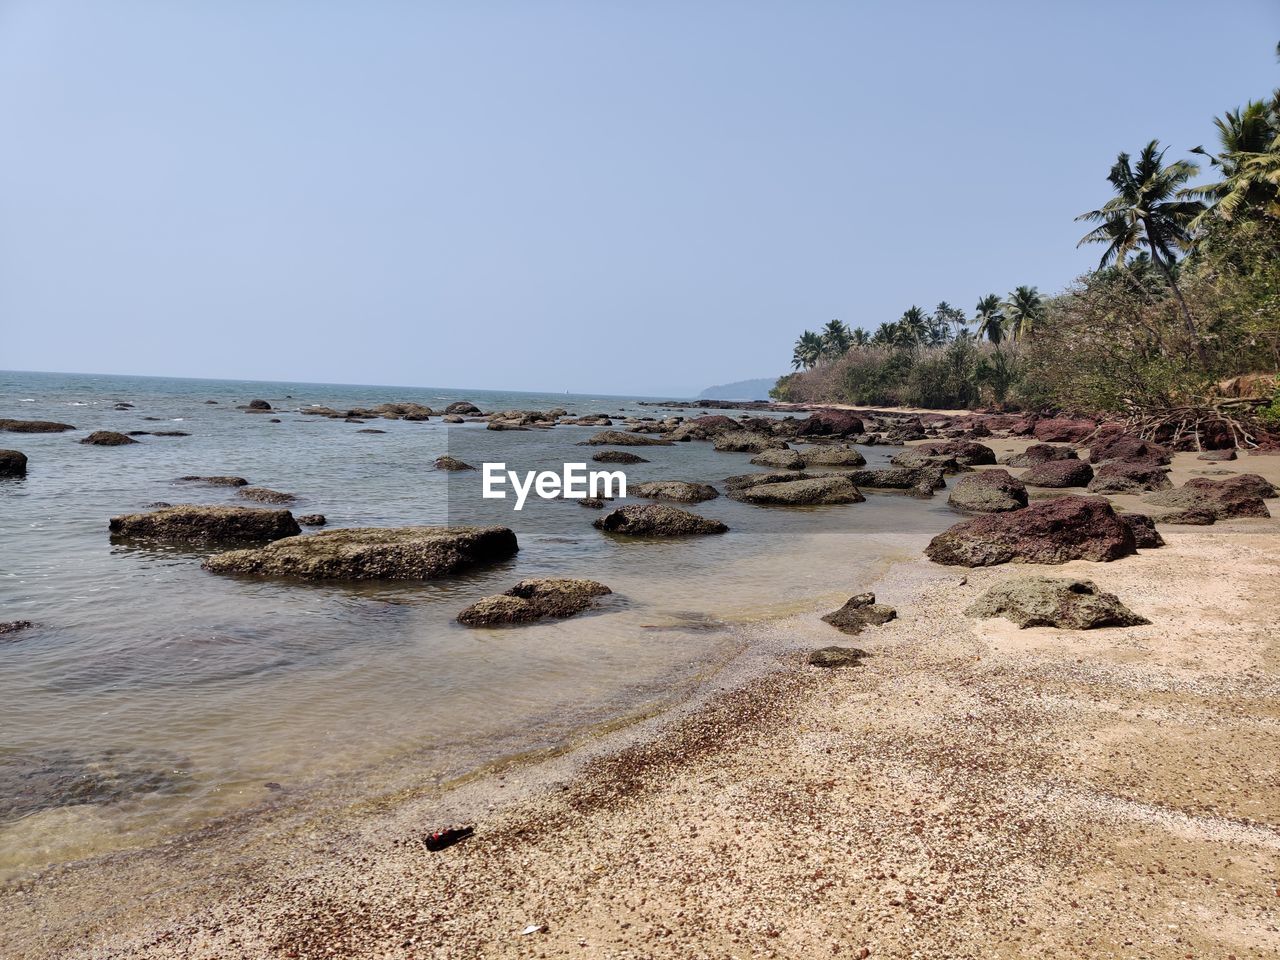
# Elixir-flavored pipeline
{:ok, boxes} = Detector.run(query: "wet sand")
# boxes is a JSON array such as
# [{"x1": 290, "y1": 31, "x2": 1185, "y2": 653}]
[{"x1": 7, "y1": 446, "x2": 1280, "y2": 959}]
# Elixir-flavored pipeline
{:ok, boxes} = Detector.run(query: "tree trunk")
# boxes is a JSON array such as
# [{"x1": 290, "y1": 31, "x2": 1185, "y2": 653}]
[{"x1": 1143, "y1": 218, "x2": 1208, "y2": 367}]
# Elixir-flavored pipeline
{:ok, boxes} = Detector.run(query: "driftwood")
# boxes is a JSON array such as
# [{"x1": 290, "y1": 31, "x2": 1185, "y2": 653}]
[{"x1": 1081, "y1": 399, "x2": 1271, "y2": 451}]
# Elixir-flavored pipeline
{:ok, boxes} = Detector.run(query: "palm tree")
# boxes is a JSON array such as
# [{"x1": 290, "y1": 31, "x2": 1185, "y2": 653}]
[
  {"x1": 870, "y1": 322, "x2": 898, "y2": 347},
  {"x1": 820, "y1": 319, "x2": 852, "y2": 359},
  {"x1": 973, "y1": 293, "x2": 1005, "y2": 345},
  {"x1": 1190, "y1": 95, "x2": 1280, "y2": 223},
  {"x1": 1076, "y1": 140, "x2": 1206, "y2": 356},
  {"x1": 932, "y1": 301, "x2": 965, "y2": 343},
  {"x1": 1003, "y1": 286, "x2": 1043, "y2": 342},
  {"x1": 849, "y1": 327, "x2": 871, "y2": 348},
  {"x1": 791, "y1": 331, "x2": 824, "y2": 370},
  {"x1": 898, "y1": 306, "x2": 929, "y2": 346}
]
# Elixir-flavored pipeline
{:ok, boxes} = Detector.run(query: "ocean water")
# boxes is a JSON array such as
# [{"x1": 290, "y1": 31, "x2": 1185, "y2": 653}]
[{"x1": 0, "y1": 370, "x2": 957, "y2": 879}]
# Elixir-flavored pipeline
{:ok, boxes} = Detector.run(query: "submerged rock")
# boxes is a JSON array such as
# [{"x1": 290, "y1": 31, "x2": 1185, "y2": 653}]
[
  {"x1": 434, "y1": 455, "x2": 476, "y2": 471},
  {"x1": 925, "y1": 495, "x2": 1137, "y2": 567},
  {"x1": 1003, "y1": 443, "x2": 1078, "y2": 468},
  {"x1": 580, "y1": 430, "x2": 673, "y2": 447},
  {"x1": 176, "y1": 475, "x2": 249, "y2": 487},
  {"x1": 80, "y1": 431, "x2": 138, "y2": 446},
  {"x1": 593, "y1": 504, "x2": 727, "y2": 536},
  {"x1": 0, "y1": 449, "x2": 28, "y2": 478},
  {"x1": 712, "y1": 432, "x2": 788, "y2": 453},
  {"x1": 729, "y1": 475, "x2": 864, "y2": 506},
  {"x1": 947, "y1": 469, "x2": 1028, "y2": 513},
  {"x1": 238, "y1": 486, "x2": 297, "y2": 504},
  {"x1": 1, "y1": 620, "x2": 34, "y2": 637},
  {"x1": 579, "y1": 497, "x2": 608, "y2": 508},
  {"x1": 800, "y1": 445, "x2": 867, "y2": 467},
  {"x1": 749, "y1": 448, "x2": 806, "y2": 470},
  {"x1": 628, "y1": 480, "x2": 719, "y2": 503},
  {"x1": 808, "y1": 645, "x2": 868, "y2": 668},
  {"x1": 110, "y1": 506, "x2": 302, "y2": 545},
  {"x1": 965, "y1": 576, "x2": 1149, "y2": 629},
  {"x1": 247, "y1": 399, "x2": 272, "y2": 410},
  {"x1": 821, "y1": 593, "x2": 897, "y2": 635},
  {"x1": 0, "y1": 419, "x2": 76, "y2": 433},
  {"x1": 592, "y1": 450, "x2": 649, "y2": 464},
  {"x1": 296, "y1": 514, "x2": 327, "y2": 526},
  {"x1": 0, "y1": 749, "x2": 190, "y2": 822},
  {"x1": 203, "y1": 525, "x2": 519, "y2": 580},
  {"x1": 1021, "y1": 459, "x2": 1094, "y2": 488},
  {"x1": 457, "y1": 578, "x2": 612, "y2": 627}
]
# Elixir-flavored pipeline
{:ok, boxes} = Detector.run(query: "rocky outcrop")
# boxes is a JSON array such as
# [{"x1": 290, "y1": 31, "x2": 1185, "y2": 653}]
[
  {"x1": 109, "y1": 506, "x2": 302, "y2": 545},
  {"x1": 800, "y1": 445, "x2": 867, "y2": 467},
  {"x1": 592, "y1": 450, "x2": 649, "y2": 464},
  {"x1": 1086, "y1": 461, "x2": 1172, "y2": 494},
  {"x1": 176, "y1": 475, "x2": 249, "y2": 487},
  {"x1": 1032, "y1": 418, "x2": 1096, "y2": 443},
  {"x1": 628, "y1": 480, "x2": 720, "y2": 503},
  {"x1": 749, "y1": 448, "x2": 806, "y2": 469},
  {"x1": 238, "y1": 487, "x2": 297, "y2": 504},
  {"x1": 1119, "y1": 512, "x2": 1164, "y2": 548},
  {"x1": 0, "y1": 419, "x2": 76, "y2": 433},
  {"x1": 1, "y1": 620, "x2": 34, "y2": 636},
  {"x1": 457, "y1": 578, "x2": 612, "y2": 627},
  {"x1": 1020, "y1": 459, "x2": 1094, "y2": 488},
  {"x1": 665, "y1": 415, "x2": 740, "y2": 441},
  {"x1": 1087, "y1": 433, "x2": 1171, "y2": 466},
  {"x1": 712, "y1": 432, "x2": 788, "y2": 454},
  {"x1": 821, "y1": 592, "x2": 897, "y2": 635},
  {"x1": 579, "y1": 497, "x2": 608, "y2": 508},
  {"x1": 1003, "y1": 443, "x2": 1077, "y2": 468},
  {"x1": 435, "y1": 456, "x2": 475, "y2": 471},
  {"x1": 965, "y1": 576, "x2": 1149, "y2": 629},
  {"x1": 793, "y1": 411, "x2": 865, "y2": 438},
  {"x1": 1197, "y1": 449, "x2": 1237, "y2": 462},
  {"x1": 1143, "y1": 476, "x2": 1274, "y2": 520},
  {"x1": 580, "y1": 430, "x2": 673, "y2": 447},
  {"x1": 80, "y1": 431, "x2": 138, "y2": 446},
  {"x1": 947, "y1": 469, "x2": 1028, "y2": 513},
  {"x1": 444, "y1": 401, "x2": 482, "y2": 415},
  {"x1": 912, "y1": 440, "x2": 997, "y2": 466},
  {"x1": 808, "y1": 646, "x2": 869, "y2": 668},
  {"x1": 0, "y1": 449, "x2": 27, "y2": 478},
  {"x1": 247, "y1": 399, "x2": 272, "y2": 410},
  {"x1": 203, "y1": 525, "x2": 518, "y2": 580},
  {"x1": 925, "y1": 496, "x2": 1137, "y2": 567},
  {"x1": 296, "y1": 514, "x2": 327, "y2": 526},
  {"x1": 845, "y1": 467, "x2": 946, "y2": 498},
  {"x1": 592, "y1": 504, "x2": 728, "y2": 536},
  {"x1": 728, "y1": 474, "x2": 864, "y2": 506}
]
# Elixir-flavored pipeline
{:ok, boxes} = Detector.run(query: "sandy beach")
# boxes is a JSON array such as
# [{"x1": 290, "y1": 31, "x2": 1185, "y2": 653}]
[{"x1": 6, "y1": 440, "x2": 1278, "y2": 959}]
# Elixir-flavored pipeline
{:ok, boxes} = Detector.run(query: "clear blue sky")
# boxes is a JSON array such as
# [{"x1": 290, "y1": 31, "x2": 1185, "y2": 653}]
[{"x1": 2, "y1": 1, "x2": 1276, "y2": 396}]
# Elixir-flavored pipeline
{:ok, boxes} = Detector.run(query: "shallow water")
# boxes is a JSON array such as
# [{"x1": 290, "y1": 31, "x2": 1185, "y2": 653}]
[{"x1": 0, "y1": 371, "x2": 956, "y2": 878}]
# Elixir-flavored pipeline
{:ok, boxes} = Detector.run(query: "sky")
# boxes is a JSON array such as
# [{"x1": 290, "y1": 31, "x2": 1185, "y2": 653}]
[{"x1": 1, "y1": 1, "x2": 1277, "y2": 397}]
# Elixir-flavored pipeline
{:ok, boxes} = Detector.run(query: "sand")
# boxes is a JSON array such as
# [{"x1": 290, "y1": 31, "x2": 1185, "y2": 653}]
[{"x1": 6, "y1": 447, "x2": 1280, "y2": 959}]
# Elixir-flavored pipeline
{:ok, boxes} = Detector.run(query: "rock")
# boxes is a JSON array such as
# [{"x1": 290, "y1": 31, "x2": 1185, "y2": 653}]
[
  {"x1": 1162, "y1": 509, "x2": 1219, "y2": 525},
  {"x1": 580, "y1": 430, "x2": 673, "y2": 447},
  {"x1": 79, "y1": 431, "x2": 138, "y2": 446},
  {"x1": 357, "y1": 428, "x2": 386, "y2": 434},
  {"x1": 1003, "y1": 443, "x2": 1078, "y2": 468},
  {"x1": 1197, "y1": 449, "x2": 1237, "y2": 462},
  {"x1": 152, "y1": 430, "x2": 190, "y2": 437},
  {"x1": 592, "y1": 450, "x2": 649, "y2": 464},
  {"x1": 203, "y1": 525, "x2": 518, "y2": 580},
  {"x1": 820, "y1": 593, "x2": 897, "y2": 635},
  {"x1": 238, "y1": 486, "x2": 297, "y2": 504},
  {"x1": 0, "y1": 749, "x2": 191, "y2": 821},
  {"x1": 1032, "y1": 418, "x2": 1096, "y2": 443},
  {"x1": 845, "y1": 467, "x2": 947, "y2": 496},
  {"x1": 712, "y1": 432, "x2": 789, "y2": 453},
  {"x1": 579, "y1": 497, "x2": 608, "y2": 508},
  {"x1": 0, "y1": 449, "x2": 28, "y2": 478},
  {"x1": 593, "y1": 504, "x2": 728, "y2": 536},
  {"x1": 888, "y1": 449, "x2": 964, "y2": 473},
  {"x1": 1020, "y1": 459, "x2": 1094, "y2": 488},
  {"x1": 435, "y1": 456, "x2": 475, "y2": 471},
  {"x1": 296, "y1": 514, "x2": 327, "y2": 526},
  {"x1": 441, "y1": 414, "x2": 465, "y2": 424},
  {"x1": 1086, "y1": 461, "x2": 1172, "y2": 494},
  {"x1": 808, "y1": 646, "x2": 868, "y2": 668},
  {"x1": 793, "y1": 411, "x2": 865, "y2": 438},
  {"x1": 666, "y1": 415, "x2": 742, "y2": 441},
  {"x1": 1184, "y1": 473, "x2": 1278, "y2": 499},
  {"x1": 1087, "y1": 433, "x2": 1171, "y2": 466},
  {"x1": 884, "y1": 417, "x2": 927, "y2": 442},
  {"x1": 109, "y1": 506, "x2": 301, "y2": 545},
  {"x1": 247, "y1": 399, "x2": 272, "y2": 410},
  {"x1": 176, "y1": 475, "x2": 249, "y2": 487},
  {"x1": 144, "y1": 502, "x2": 172, "y2": 509},
  {"x1": 800, "y1": 445, "x2": 867, "y2": 467},
  {"x1": 925, "y1": 495, "x2": 1137, "y2": 567},
  {"x1": 443, "y1": 401, "x2": 482, "y2": 415},
  {"x1": 0, "y1": 419, "x2": 76, "y2": 433},
  {"x1": 629, "y1": 480, "x2": 720, "y2": 503},
  {"x1": 947, "y1": 469, "x2": 1028, "y2": 513},
  {"x1": 911, "y1": 440, "x2": 997, "y2": 466},
  {"x1": 1, "y1": 620, "x2": 34, "y2": 636},
  {"x1": 487, "y1": 421, "x2": 528, "y2": 431},
  {"x1": 728, "y1": 475, "x2": 865, "y2": 506},
  {"x1": 457, "y1": 578, "x2": 612, "y2": 627},
  {"x1": 1143, "y1": 476, "x2": 1273, "y2": 520},
  {"x1": 965, "y1": 576, "x2": 1149, "y2": 629},
  {"x1": 747, "y1": 448, "x2": 804, "y2": 469},
  {"x1": 1119, "y1": 513, "x2": 1165, "y2": 548}
]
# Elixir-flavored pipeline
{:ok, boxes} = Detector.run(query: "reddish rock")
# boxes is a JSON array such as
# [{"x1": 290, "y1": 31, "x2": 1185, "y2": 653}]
[
  {"x1": 1021, "y1": 459, "x2": 1094, "y2": 488},
  {"x1": 1004, "y1": 443, "x2": 1078, "y2": 468},
  {"x1": 793, "y1": 410, "x2": 865, "y2": 438},
  {"x1": 1087, "y1": 433, "x2": 1171, "y2": 466},
  {"x1": 947, "y1": 469, "x2": 1028, "y2": 513},
  {"x1": 1087, "y1": 461, "x2": 1172, "y2": 494},
  {"x1": 1033, "y1": 418, "x2": 1096, "y2": 443}
]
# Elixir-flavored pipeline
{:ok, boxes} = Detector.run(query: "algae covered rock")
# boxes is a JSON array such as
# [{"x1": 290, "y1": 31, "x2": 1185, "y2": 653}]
[
  {"x1": 808, "y1": 646, "x2": 869, "y2": 668},
  {"x1": 457, "y1": 578, "x2": 612, "y2": 626},
  {"x1": 110, "y1": 505, "x2": 302, "y2": 545},
  {"x1": 593, "y1": 504, "x2": 727, "y2": 536},
  {"x1": 80, "y1": 431, "x2": 138, "y2": 446},
  {"x1": 821, "y1": 593, "x2": 897, "y2": 635},
  {"x1": 965, "y1": 576, "x2": 1149, "y2": 629},
  {"x1": 628, "y1": 480, "x2": 719, "y2": 503},
  {"x1": 947, "y1": 469, "x2": 1027, "y2": 513}
]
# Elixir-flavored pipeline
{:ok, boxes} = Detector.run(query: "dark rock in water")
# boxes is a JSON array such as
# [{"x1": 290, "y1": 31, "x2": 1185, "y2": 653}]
[
  {"x1": 593, "y1": 504, "x2": 727, "y2": 536},
  {"x1": 486, "y1": 421, "x2": 528, "y2": 431},
  {"x1": 579, "y1": 497, "x2": 608, "y2": 508},
  {"x1": 907, "y1": 440, "x2": 997, "y2": 467},
  {"x1": 0, "y1": 749, "x2": 190, "y2": 822},
  {"x1": 1119, "y1": 513, "x2": 1165, "y2": 549},
  {"x1": 203, "y1": 525, "x2": 518, "y2": 580},
  {"x1": 800, "y1": 445, "x2": 867, "y2": 467},
  {"x1": 1087, "y1": 433, "x2": 1171, "y2": 466},
  {"x1": 444, "y1": 400, "x2": 482, "y2": 415},
  {"x1": 580, "y1": 430, "x2": 674, "y2": 447},
  {"x1": 749, "y1": 448, "x2": 806, "y2": 469},
  {"x1": 792, "y1": 411, "x2": 864, "y2": 438},
  {"x1": 113, "y1": 402, "x2": 134, "y2": 410},
  {"x1": 808, "y1": 645, "x2": 869, "y2": 668},
  {"x1": 1143, "y1": 475, "x2": 1274, "y2": 519},
  {"x1": 821, "y1": 593, "x2": 897, "y2": 635},
  {"x1": 1032, "y1": 418, "x2": 1096, "y2": 443},
  {"x1": 0, "y1": 419, "x2": 76, "y2": 433},
  {"x1": 205, "y1": 400, "x2": 218, "y2": 404},
  {"x1": 152, "y1": 430, "x2": 190, "y2": 437},
  {"x1": 1198, "y1": 449, "x2": 1237, "y2": 462},
  {"x1": 1020, "y1": 459, "x2": 1094, "y2": 488},
  {"x1": 80, "y1": 431, "x2": 138, "y2": 446},
  {"x1": 925, "y1": 495, "x2": 1136, "y2": 567},
  {"x1": 457, "y1": 578, "x2": 612, "y2": 626},
  {"x1": 435, "y1": 455, "x2": 475, "y2": 471},
  {"x1": 0, "y1": 449, "x2": 28, "y2": 478},
  {"x1": 712, "y1": 432, "x2": 788, "y2": 454},
  {"x1": 947, "y1": 469, "x2": 1027, "y2": 513},
  {"x1": 111, "y1": 506, "x2": 302, "y2": 545},
  {"x1": 889, "y1": 448, "x2": 965, "y2": 474},
  {"x1": 238, "y1": 486, "x2": 297, "y2": 504},
  {"x1": 296, "y1": 514, "x2": 327, "y2": 526},
  {"x1": 441, "y1": 414, "x2": 465, "y2": 424},
  {"x1": 1087, "y1": 461, "x2": 1171, "y2": 494},
  {"x1": 844, "y1": 467, "x2": 947, "y2": 496},
  {"x1": 629, "y1": 480, "x2": 719, "y2": 503},
  {"x1": 1003, "y1": 443, "x2": 1078, "y2": 468},
  {"x1": 728, "y1": 474, "x2": 865, "y2": 506},
  {"x1": 357, "y1": 428, "x2": 387, "y2": 434},
  {"x1": 144, "y1": 501, "x2": 172, "y2": 509},
  {"x1": 1, "y1": 620, "x2": 34, "y2": 637},
  {"x1": 176, "y1": 475, "x2": 249, "y2": 487},
  {"x1": 666, "y1": 415, "x2": 742, "y2": 441},
  {"x1": 269, "y1": 418, "x2": 281, "y2": 423},
  {"x1": 966, "y1": 576, "x2": 1149, "y2": 629},
  {"x1": 248, "y1": 399, "x2": 272, "y2": 410},
  {"x1": 592, "y1": 450, "x2": 649, "y2": 464},
  {"x1": 127, "y1": 430, "x2": 151, "y2": 436}
]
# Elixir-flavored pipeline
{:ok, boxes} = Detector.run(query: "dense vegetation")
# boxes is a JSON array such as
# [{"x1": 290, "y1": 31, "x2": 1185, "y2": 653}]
[{"x1": 773, "y1": 52, "x2": 1280, "y2": 437}]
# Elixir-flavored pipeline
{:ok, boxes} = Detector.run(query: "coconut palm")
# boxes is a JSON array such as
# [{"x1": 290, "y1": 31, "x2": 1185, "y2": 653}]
[
  {"x1": 1003, "y1": 286, "x2": 1043, "y2": 342},
  {"x1": 791, "y1": 331, "x2": 824, "y2": 370},
  {"x1": 870, "y1": 322, "x2": 898, "y2": 347},
  {"x1": 973, "y1": 293, "x2": 1006, "y2": 345},
  {"x1": 849, "y1": 327, "x2": 871, "y2": 348},
  {"x1": 1076, "y1": 140, "x2": 1206, "y2": 354},
  {"x1": 898, "y1": 306, "x2": 930, "y2": 346},
  {"x1": 932, "y1": 301, "x2": 965, "y2": 343},
  {"x1": 820, "y1": 319, "x2": 852, "y2": 359},
  {"x1": 1190, "y1": 96, "x2": 1280, "y2": 223}
]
